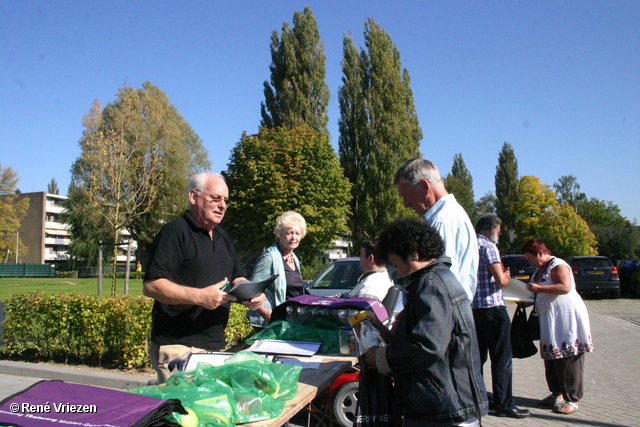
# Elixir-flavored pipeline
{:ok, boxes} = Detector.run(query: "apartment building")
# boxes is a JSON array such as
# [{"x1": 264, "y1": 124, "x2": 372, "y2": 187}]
[{"x1": 10, "y1": 192, "x2": 135, "y2": 265}]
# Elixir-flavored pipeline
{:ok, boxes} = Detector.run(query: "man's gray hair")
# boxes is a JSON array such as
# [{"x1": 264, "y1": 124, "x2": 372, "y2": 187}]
[
  {"x1": 187, "y1": 172, "x2": 225, "y2": 204},
  {"x1": 475, "y1": 214, "x2": 502, "y2": 234},
  {"x1": 394, "y1": 157, "x2": 444, "y2": 187}
]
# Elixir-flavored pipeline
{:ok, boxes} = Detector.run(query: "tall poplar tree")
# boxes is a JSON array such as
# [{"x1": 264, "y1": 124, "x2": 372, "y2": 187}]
[
  {"x1": 338, "y1": 19, "x2": 422, "y2": 251},
  {"x1": 495, "y1": 142, "x2": 519, "y2": 248},
  {"x1": 445, "y1": 153, "x2": 476, "y2": 222},
  {"x1": 261, "y1": 6, "x2": 330, "y2": 136}
]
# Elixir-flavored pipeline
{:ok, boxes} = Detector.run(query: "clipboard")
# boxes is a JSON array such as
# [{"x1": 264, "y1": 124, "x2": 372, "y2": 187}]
[{"x1": 223, "y1": 274, "x2": 278, "y2": 301}]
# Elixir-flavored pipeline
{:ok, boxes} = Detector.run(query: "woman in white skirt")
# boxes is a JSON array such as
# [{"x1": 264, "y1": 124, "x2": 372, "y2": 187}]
[{"x1": 522, "y1": 239, "x2": 594, "y2": 415}]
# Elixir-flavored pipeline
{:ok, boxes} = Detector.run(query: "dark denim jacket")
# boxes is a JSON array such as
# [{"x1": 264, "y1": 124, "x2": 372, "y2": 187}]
[{"x1": 376, "y1": 257, "x2": 488, "y2": 424}]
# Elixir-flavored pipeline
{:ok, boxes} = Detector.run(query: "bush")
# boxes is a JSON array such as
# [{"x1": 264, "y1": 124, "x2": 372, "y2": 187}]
[
  {"x1": 55, "y1": 271, "x2": 78, "y2": 278},
  {"x1": 2, "y1": 293, "x2": 255, "y2": 370}
]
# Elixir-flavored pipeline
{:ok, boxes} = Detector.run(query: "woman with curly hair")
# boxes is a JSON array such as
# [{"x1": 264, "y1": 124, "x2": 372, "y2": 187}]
[
  {"x1": 366, "y1": 218, "x2": 488, "y2": 426},
  {"x1": 522, "y1": 239, "x2": 594, "y2": 415}
]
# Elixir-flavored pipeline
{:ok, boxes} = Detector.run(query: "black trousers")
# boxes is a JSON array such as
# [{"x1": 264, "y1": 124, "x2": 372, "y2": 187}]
[
  {"x1": 472, "y1": 306, "x2": 515, "y2": 411},
  {"x1": 544, "y1": 353, "x2": 585, "y2": 402}
]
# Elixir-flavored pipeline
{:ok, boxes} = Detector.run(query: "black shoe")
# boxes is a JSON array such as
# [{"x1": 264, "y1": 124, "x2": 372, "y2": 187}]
[{"x1": 495, "y1": 407, "x2": 531, "y2": 419}]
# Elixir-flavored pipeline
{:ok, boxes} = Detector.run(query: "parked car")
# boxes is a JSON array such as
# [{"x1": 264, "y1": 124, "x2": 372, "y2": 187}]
[
  {"x1": 502, "y1": 254, "x2": 536, "y2": 282},
  {"x1": 566, "y1": 256, "x2": 620, "y2": 299},
  {"x1": 625, "y1": 259, "x2": 640, "y2": 297},
  {"x1": 304, "y1": 257, "x2": 363, "y2": 297}
]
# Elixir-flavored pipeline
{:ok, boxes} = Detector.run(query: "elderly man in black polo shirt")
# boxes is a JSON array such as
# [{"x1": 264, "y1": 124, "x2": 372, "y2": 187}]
[{"x1": 143, "y1": 172, "x2": 265, "y2": 383}]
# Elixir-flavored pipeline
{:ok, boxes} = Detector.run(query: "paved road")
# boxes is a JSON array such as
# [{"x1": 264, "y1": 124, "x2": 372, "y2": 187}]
[{"x1": 1, "y1": 297, "x2": 639, "y2": 426}]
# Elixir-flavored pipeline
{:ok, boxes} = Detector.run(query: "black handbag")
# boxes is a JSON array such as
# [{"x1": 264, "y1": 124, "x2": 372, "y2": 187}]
[
  {"x1": 510, "y1": 303, "x2": 538, "y2": 358},
  {"x1": 528, "y1": 302, "x2": 540, "y2": 341}
]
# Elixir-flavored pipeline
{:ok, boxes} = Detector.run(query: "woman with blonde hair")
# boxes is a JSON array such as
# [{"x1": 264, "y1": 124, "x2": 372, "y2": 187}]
[{"x1": 247, "y1": 211, "x2": 307, "y2": 328}]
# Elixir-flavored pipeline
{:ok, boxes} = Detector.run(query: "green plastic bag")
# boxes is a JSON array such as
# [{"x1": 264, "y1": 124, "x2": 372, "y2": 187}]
[
  {"x1": 127, "y1": 350, "x2": 302, "y2": 426},
  {"x1": 246, "y1": 318, "x2": 342, "y2": 354}
]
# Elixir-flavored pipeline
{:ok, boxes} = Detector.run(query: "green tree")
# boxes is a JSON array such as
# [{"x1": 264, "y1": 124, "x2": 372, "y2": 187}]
[
  {"x1": 595, "y1": 222, "x2": 640, "y2": 261},
  {"x1": 0, "y1": 166, "x2": 30, "y2": 261},
  {"x1": 537, "y1": 204, "x2": 597, "y2": 259},
  {"x1": 261, "y1": 6, "x2": 330, "y2": 136},
  {"x1": 445, "y1": 153, "x2": 476, "y2": 222},
  {"x1": 475, "y1": 192, "x2": 496, "y2": 217},
  {"x1": 62, "y1": 184, "x2": 111, "y2": 269},
  {"x1": 495, "y1": 142, "x2": 520, "y2": 248},
  {"x1": 514, "y1": 175, "x2": 558, "y2": 243},
  {"x1": 553, "y1": 174, "x2": 586, "y2": 210},
  {"x1": 224, "y1": 126, "x2": 351, "y2": 263},
  {"x1": 577, "y1": 198, "x2": 638, "y2": 260},
  {"x1": 47, "y1": 178, "x2": 59, "y2": 195},
  {"x1": 67, "y1": 82, "x2": 210, "y2": 294},
  {"x1": 338, "y1": 19, "x2": 421, "y2": 250},
  {"x1": 578, "y1": 198, "x2": 626, "y2": 227}
]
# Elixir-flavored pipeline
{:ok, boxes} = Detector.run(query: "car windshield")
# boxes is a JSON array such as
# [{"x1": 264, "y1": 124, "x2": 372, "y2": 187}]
[
  {"x1": 572, "y1": 258, "x2": 611, "y2": 268},
  {"x1": 312, "y1": 261, "x2": 362, "y2": 290}
]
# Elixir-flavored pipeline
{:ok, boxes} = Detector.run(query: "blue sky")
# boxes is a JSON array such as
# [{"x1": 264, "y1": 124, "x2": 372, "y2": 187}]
[{"x1": 2, "y1": 1, "x2": 638, "y2": 221}]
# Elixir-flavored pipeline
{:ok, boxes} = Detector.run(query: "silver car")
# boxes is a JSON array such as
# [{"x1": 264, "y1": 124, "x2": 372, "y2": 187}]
[{"x1": 305, "y1": 257, "x2": 363, "y2": 297}]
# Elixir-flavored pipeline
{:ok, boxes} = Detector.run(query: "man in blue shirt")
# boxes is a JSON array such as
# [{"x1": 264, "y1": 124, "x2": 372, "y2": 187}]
[
  {"x1": 473, "y1": 214, "x2": 530, "y2": 419},
  {"x1": 394, "y1": 158, "x2": 478, "y2": 301}
]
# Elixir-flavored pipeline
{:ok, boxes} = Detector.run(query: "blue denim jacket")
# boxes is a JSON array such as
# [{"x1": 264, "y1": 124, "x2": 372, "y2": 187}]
[{"x1": 376, "y1": 257, "x2": 488, "y2": 424}]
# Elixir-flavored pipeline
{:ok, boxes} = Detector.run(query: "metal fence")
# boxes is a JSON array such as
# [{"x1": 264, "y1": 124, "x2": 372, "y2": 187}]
[{"x1": 0, "y1": 263, "x2": 55, "y2": 277}]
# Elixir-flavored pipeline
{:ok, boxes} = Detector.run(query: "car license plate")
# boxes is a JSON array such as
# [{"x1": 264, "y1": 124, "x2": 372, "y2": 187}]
[
  {"x1": 588, "y1": 271, "x2": 604, "y2": 275},
  {"x1": 516, "y1": 275, "x2": 529, "y2": 279}
]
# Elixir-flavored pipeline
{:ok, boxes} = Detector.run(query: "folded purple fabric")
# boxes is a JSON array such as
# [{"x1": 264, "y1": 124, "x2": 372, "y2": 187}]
[{"x1": 0, "y1": 380, "x2": 184, "y2": 427}]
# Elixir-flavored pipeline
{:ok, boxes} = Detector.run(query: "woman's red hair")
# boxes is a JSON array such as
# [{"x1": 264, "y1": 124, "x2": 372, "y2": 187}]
[{"x1": 520, "y1": 239, "x2": 552, "y2": 256}]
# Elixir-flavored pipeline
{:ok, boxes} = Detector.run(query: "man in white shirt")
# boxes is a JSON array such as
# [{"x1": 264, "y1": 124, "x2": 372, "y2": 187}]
[
  {"x1": 343, "y1": 239, "x2": 394, "y2": 302},
  {"x1": 394, "y1": 157, "x2": 478, "y2": 301}
]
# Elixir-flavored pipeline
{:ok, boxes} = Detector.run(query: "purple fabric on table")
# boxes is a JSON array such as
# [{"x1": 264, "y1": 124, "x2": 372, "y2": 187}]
[
  {"x1": 0, "y1": 380, "x2": 184, "y2": 427},
  {"x1": 272, "y1": 295, "x2": 389, "y2": 323}
]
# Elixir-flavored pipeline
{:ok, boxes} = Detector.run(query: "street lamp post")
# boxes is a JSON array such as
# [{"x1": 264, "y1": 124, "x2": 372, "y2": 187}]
[{"x1": 12, "y1": 231, "x2": 23, "y2": 263}]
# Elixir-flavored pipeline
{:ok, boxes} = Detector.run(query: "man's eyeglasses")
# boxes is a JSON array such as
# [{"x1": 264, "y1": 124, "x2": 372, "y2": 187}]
[{"x1": 196, "y1": 190, "x2": 231, "y2": 206}]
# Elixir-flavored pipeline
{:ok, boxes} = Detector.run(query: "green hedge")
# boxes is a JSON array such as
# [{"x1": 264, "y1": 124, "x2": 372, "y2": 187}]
[{"x1": 2, "y1": 293, "x2": 255, "y2": 370}]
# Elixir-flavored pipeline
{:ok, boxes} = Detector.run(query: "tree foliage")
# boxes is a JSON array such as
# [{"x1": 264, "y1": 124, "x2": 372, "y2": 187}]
[
  {"x1": 67, "y1": 82, "x2": 209, "y2": 294},
  {"x1": 514, "y1": 175, "x2": 558, "y2": 243},
  {"x1": 578, "y1": 198, "x2": 627, "y2": 227},
  {"x1": 576, "y1": 197, "x2": 638, "y2": 260},
  {"x1": 594, "y1": 222, "x2": 640, "y2": 261},
  {"x1": 338, "y1": 19, "x2": 421, "y2": 251},
  {"x1": 475, "y1": 192, "x2": 496, "y2": 217},
  {"x1": 537, "y1": 204, "x2": 597, "y2": 259},
  {"x1": 47, "y1": 178, "x2": 59, "y2": 195},
  {"x1": 553, "y1": 174, "x2": 586, "y2": 209},
  {"x1": 224, "y1": 126, "x2": 351, "y2": 263},
  {"x1": 494, "y1": 142, "x2": 519, "y2": 247},
  {"x1": 445, "y1": 153, "x2": 476, "y2": 222},
  {"x1": 260, "y1": 6, "x2": 330, "y2": 137},
  {"x1": 0, "y1": 165, "x2": 29, "y2": 261}
]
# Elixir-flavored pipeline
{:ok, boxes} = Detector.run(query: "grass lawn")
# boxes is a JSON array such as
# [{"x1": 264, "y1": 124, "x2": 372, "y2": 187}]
[{"x1": 0, "y1": 277, "x2": 146, "y2": 301}]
